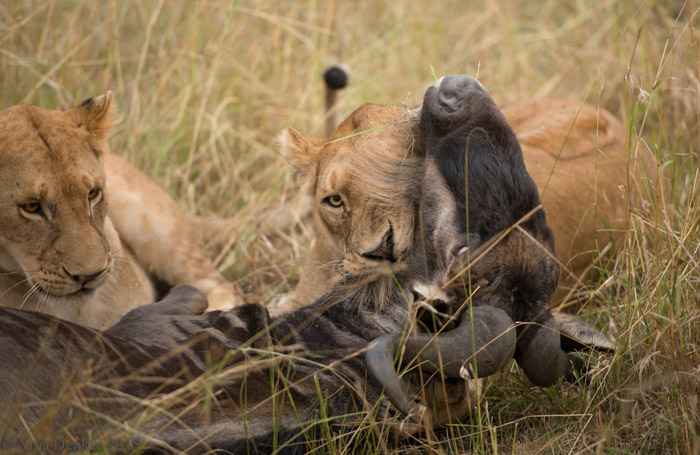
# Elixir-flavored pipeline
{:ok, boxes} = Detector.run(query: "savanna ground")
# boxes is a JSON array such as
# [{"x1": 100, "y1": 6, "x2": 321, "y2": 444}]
[{"x1": 1, "y1": 1, "x2": 699, "y2": 453}]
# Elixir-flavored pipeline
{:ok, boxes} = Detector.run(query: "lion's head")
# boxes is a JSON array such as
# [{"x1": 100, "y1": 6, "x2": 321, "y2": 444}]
[
  {"x1": 0, "y1": 93, "x2": 119, "y2": 308},
  {"x1": 281, "y1": 104, "x2": 423, "y2": 279}
]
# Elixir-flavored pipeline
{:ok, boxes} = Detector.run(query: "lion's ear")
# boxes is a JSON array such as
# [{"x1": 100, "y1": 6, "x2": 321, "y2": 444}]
[
  {"x1": 69, "y1": 91, "x2": 118, "y2": 141},
  {"x1": 279, "y1": 126, "x2": 323, "y2": 194}
]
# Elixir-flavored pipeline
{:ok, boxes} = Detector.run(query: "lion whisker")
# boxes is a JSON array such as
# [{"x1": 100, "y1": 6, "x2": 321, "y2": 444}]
[
  {"x1": 314, "y1": 259, "x2": 344, "y2": 273},
  {"x1": 20, "y1": 282, "x2": 42, "y2": 309},
  {"x1": 0, "y1": 276, "x2": 34, "y2": 300},
  {"x1": 35, "y1": 288, "x2": 49, "y2": 314},
  {"x1": 106, "y1": 272, "x2": 120, "y2": 287},
  {"x1": 0, "y1": 270, "x2": 32, "y2": 276}
]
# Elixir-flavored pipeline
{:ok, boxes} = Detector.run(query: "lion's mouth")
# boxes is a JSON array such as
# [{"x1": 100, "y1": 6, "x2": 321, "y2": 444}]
[{"x1": 30, "y1": 264, "x2": 111, "y2": 302}]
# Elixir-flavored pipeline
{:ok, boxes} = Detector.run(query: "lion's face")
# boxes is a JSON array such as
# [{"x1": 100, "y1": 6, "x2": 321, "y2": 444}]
[
  {"x1": 0, "y1": 94, "x2": 116, "y2": 305},
  {"x1": 282, "y1": 105, "x2": 422, "y2": 278}
]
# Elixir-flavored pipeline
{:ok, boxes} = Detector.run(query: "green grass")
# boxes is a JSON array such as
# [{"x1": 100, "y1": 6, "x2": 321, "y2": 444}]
[{"x1": 1, "y1": 0, "x2": 699, "y2": 453}]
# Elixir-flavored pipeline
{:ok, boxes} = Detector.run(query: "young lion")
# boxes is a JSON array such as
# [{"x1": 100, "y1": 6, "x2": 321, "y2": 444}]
[{"x1": 0, "y1": 92, "x2": 243, "y2": 329}]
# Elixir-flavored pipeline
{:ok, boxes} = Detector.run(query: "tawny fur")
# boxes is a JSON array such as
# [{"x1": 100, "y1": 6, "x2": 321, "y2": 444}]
[{"x1": 0, "y1": 93, "x2": 243, "y2": 329}]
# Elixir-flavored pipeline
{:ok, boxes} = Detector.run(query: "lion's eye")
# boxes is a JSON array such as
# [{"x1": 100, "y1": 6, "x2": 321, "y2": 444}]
[
  {"x1": 325, "y1": 195, "x2": 344, "y2": 207},
  {"x1": 88, "y1": 187, "x2": 101, "y2": 202},
  {"x1": 21, "y1": 202, "x2": 41, "y2": 215}
]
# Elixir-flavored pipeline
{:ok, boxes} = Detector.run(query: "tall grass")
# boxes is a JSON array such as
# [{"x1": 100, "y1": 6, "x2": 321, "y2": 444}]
[{"x1": 1, "y1": 0, "x2": 698, "y2": 453}]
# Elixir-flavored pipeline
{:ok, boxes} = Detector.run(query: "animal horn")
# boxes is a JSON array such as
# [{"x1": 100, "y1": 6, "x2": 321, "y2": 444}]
[{"x1": 366, "y1": 305, "x2": 517, "y2": 419}]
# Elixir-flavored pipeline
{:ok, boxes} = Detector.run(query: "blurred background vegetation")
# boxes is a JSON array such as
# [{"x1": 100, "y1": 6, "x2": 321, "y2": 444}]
[{"x1": 1, "y1": 1, "x2": 698, "y2": 453}]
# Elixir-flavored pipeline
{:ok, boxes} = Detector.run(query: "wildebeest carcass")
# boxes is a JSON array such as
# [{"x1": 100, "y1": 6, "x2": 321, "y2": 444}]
[
  {"x1": 366, "y1": 75, "x2": 615, "y2": 417},
  {"x1": 0, "y1": 77, "x2": 612, "y2": 454}
]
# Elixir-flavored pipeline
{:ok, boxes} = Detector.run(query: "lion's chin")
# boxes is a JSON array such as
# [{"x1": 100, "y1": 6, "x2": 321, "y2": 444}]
[
  {"x1": 343, "y1": 260, "x2": 404, "y2": 279},
  {"x1": 35, "y1": 284, "x2": 97, "y2": 304}
]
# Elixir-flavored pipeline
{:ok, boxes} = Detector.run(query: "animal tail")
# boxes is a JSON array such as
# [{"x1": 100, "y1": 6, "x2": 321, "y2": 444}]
[{"x1": 323, "y1": 64, "x2": 350, "y2": 137}]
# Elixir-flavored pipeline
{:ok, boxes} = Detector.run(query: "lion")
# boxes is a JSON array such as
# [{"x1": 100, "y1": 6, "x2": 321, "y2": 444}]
[
  {"x1": 0, "y1": 92, "x2": 243, "y2": 329},
  {"x1": 278, "y1": 95, "x2": 653, "y2": 310}
]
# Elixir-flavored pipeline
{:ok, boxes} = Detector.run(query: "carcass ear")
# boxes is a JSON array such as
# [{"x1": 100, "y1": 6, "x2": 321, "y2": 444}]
[
  {"x1": 279, "y1": 125, "x2": 323, "y2": 195},
  {"x1": 69, "y1": 91, "x2": 118, "y2": 142},
  {"x1": 553, "y1": 312, "x2": 615, "y2": 352}
]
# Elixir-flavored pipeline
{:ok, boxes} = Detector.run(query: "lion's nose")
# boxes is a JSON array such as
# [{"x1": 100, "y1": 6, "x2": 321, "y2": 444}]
[
  {"x1": 63, "y1": 266, "x2": 107, "y2": 286},
  {"x1": 362, "y1": 226, "x2": 395, "y2": 262}
]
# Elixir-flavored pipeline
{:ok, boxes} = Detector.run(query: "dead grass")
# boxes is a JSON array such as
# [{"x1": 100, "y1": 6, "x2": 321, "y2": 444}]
[{"x1": 1, "y1": 0, "x2": 699, "y2": 453}]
